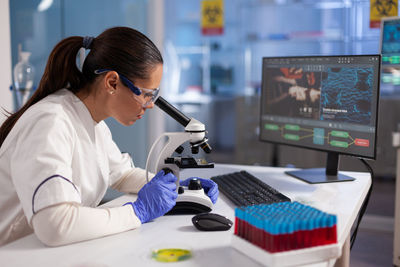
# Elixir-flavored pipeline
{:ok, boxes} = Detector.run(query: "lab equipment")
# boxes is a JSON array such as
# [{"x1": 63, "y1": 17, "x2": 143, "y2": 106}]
[
  {"x1": 124, "y1": 170, "x2": 178, "y2": 223},
  {"x1": 192, "y1": 212, "x2": 233, "y2": 231},
  {"x1": 145, "y1": 96, "x2": 215, "y2": 214},
  {"x1": 13, "y1": 51, "x2": 35, "y2": 110},
  {"x1": 180, "y1": 177, "x2": 218, "y2": 204},
  {"x1": 260, "y1": 55, "x2": 381, "y2": 183},
  {"x1": 210, "y1": 170, "x2": 290, "y2": 206},
  {"x1": 234, "y1": 202, "x2": 337, "y2": 253}
]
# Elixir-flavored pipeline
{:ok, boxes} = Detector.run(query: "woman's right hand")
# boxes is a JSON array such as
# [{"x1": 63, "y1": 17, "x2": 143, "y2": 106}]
[{"x1": 125, "y1": 170, "x2": 178, "y2": 223}]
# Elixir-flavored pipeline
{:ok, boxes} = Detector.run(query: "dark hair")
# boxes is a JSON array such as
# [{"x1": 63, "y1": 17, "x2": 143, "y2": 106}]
[{"x1": 0, "y1": 27, "x2": 163, "y2": 147}]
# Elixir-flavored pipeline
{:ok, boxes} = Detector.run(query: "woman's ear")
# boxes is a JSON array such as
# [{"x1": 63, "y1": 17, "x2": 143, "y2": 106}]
[{"x1": 104, "y1": 71, "x2": 119, "y2": 91}]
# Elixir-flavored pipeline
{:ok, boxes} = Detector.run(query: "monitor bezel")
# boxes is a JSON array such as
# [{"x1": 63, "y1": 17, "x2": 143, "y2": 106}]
[{"x1": 259, "y1": 54, "x2": 381, "y2": 160}]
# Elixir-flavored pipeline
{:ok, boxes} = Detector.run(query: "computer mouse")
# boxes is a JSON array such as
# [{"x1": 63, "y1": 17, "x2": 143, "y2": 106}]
[{"x1": 192, "y1": 213, "x2": 233, "y2": 231}]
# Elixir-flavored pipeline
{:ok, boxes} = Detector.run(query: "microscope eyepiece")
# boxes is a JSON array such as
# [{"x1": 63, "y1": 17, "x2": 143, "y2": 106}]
[{"x1": 155, "y1": 96, "x2": 190, "y2": 127}]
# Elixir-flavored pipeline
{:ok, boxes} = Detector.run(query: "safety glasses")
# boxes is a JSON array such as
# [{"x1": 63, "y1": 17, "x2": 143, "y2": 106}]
[{"x1": 94, "y1": 69, "x2": 160, "y2": 107}]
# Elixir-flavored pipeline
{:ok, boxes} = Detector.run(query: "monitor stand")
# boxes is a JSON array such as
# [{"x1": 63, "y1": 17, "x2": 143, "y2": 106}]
[{"x1": 285, "y1": 152, "x2": 355, "y2": 184}]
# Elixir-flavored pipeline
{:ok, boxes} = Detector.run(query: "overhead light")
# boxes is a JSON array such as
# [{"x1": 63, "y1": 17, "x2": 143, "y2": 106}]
[{"x1": 37, "y1": 0, "x2": 53, "y2": 12}]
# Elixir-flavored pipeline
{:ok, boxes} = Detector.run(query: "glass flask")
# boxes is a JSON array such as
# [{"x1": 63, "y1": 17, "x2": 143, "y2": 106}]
[{"x1": 13, "y1": 51, "x2": 35, "y2": 109}]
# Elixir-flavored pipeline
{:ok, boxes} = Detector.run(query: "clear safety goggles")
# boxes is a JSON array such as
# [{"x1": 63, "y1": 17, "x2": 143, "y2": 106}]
[{"x1": 94, "y1": 69, "x2": 160, "y2": 107}]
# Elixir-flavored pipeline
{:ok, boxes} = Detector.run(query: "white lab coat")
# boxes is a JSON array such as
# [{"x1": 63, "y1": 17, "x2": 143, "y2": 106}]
[{"x1": 0, "y1": 89, "x2": 141, "y2": 245}]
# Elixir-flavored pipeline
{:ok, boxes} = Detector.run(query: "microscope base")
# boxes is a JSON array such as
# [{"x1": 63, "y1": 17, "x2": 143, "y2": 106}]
[
  {"x1": 166, "y1": 189, "x2": 213, "y2": 215},
  {"x1": 166, "y1": 202, "x2": 212, "y2": 215}
]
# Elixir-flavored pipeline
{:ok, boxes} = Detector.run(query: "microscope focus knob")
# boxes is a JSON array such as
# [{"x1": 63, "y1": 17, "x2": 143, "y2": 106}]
[
  {"x1": 162, "y1": 167, "x2": 174, "y2": 174},
  {"x1": 188, "y1": 178, "x2": 202, "y2": 190},
  {"x1": 178, "y1": 186, "x2": 185, "y2": 194}
]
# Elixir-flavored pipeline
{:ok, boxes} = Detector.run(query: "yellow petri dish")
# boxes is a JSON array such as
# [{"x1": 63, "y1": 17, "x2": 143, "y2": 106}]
[{"x1": 151, "y1": 248, "x2": 192, "y2": 263}]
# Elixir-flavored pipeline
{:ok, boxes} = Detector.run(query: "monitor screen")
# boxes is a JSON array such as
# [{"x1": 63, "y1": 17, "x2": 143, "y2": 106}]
[
  {"x1": 260, "y1": 55, "x2": 381, "y2": 183},
  {"x1": 380, "y1": 17, "x2": 400, "y2": 95}
]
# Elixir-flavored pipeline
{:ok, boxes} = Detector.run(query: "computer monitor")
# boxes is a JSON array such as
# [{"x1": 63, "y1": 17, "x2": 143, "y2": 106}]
[
  {"x1": 380, "y1": 17, "x2": 400, "y2": 95},
  {"x1": 260, "y1": 55, "x2": 381, "y2": 183}
]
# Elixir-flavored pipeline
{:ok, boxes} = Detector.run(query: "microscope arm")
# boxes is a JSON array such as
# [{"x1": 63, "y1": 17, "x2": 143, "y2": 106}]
[{"x1": 145, "y1": 132, "x2": 192, "y2": 183}]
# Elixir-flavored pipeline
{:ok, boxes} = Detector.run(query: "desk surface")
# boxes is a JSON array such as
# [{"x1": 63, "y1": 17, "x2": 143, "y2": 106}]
[{"x1": 0, "y1": 164, "x2": 371, "y2": 267}]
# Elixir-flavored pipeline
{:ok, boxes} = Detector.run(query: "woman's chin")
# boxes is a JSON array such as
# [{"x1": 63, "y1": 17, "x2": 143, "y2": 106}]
[{"x1": 118, "y1": 119, "x2": 136, "y2": 126}]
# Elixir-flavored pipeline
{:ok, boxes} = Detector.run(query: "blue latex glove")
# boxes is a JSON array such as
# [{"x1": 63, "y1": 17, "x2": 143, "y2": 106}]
[
  {"x1": 125, "y1": 170, "x2": 178, "y2": 223},
  {"x1": 180, "y1": 177, "x2": 219, "y2": 204}
]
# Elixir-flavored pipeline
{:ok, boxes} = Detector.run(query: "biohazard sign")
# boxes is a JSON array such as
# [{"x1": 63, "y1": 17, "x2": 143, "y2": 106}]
[
  {"x1": 370, "y1": 0, "x2": 398, "y2": 28},
  {"x1": 201, "y1": 0, "x2": 224, "y2": 35}
]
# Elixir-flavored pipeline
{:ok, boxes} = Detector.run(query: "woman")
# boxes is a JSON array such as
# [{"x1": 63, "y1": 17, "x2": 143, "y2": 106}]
[{"x1": 0, "y1": 27, "x2": 218, "y2": 247}]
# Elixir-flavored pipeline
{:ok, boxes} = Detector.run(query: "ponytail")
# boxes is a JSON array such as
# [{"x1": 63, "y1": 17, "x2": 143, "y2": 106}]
[{"x1": 0, "y1": 36, "x2": 87, "y2": 147}]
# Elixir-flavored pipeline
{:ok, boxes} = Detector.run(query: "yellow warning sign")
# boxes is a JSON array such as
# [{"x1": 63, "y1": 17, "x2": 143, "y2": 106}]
[
  {"x1": 201, "y1": 0, "x2": 224, "y2": 35},
  {"x1": 370, "y1": 0, "x2": 398, "y2": 28}
]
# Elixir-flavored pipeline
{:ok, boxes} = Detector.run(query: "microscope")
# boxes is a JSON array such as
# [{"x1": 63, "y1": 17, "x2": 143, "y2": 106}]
[{"x1": 145, "y1": 96, "x2": 215, "y2": 215}]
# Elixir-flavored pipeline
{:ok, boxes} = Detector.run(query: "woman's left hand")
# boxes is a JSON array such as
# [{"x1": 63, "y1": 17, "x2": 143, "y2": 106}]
[{"x1": 180, "y1": 177, "x2": 219, "y2": 204}]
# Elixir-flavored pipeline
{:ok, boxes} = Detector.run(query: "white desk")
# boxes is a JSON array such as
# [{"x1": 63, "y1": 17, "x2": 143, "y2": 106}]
[{"x1": 0, "y1": 164, "x2": 371, "y2": 267}]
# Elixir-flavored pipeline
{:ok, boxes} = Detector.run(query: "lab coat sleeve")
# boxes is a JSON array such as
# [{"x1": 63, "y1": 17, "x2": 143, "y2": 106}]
[
  {"x1": 10, "y1": 109, "x2": 81, "y2": 223},
  {"x1": 111, "y1": 168, "x2": 155, "y2": 194},
  {"x1": 32, "y1": 202, "x2": 141, "y2": 247}
]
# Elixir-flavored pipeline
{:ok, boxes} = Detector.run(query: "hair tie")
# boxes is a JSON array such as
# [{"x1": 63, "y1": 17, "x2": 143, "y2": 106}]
[{"x1": 82, "y1": 36, "x2": 94, "y2": 50}]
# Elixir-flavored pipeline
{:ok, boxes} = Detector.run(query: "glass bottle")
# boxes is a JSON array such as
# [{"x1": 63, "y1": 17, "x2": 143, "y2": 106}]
[{"x1": 13, "y1": 51, "x2": 35, "y2": 109}]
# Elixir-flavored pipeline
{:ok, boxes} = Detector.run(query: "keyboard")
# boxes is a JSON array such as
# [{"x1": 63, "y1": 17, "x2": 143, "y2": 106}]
[{"x1": 211, "y1": 170, "x2": 291, "y2": 206}]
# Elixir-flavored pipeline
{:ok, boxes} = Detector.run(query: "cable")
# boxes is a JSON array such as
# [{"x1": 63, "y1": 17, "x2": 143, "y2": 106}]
[{"x1": 350, "y1": 158, "x2": 374, "y2": 250}]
